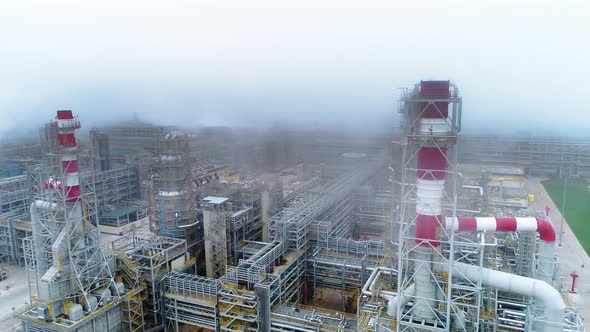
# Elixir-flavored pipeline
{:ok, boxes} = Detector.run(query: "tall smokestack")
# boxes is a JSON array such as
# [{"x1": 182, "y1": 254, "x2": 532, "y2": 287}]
[
  {"x1": 413, "y1": 81, "x2": 451, "y2": 320},
  {"x1": 414, "y1": 81, "x2": 450, "y2": 247},
  {"x1": 56, "y1": 110, "x2": 81, "y2": 204}
]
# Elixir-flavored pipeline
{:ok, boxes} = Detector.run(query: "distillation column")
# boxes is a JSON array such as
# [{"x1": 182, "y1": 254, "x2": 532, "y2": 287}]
[{"x1": 153, "y1": 132, "x2": 198, "y2": 250}]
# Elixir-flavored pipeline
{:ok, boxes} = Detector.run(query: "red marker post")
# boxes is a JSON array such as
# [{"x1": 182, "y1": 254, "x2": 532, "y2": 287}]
[{"x1": 570, "y1": 272, "x2": 579, "y2": 293}]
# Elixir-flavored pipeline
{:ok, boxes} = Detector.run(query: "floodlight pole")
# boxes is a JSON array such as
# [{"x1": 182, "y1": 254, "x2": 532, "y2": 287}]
[{"x1": 558, "y1": 161, "x2": 569, "y2": 247}]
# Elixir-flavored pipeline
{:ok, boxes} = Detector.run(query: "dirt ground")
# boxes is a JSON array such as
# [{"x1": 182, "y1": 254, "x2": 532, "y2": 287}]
[
  {"x1": 312, "y1": 287, "x2": 346, "y2": 312},
  {"x1": 0, "y1": 264, "x2": 31, "y2": 331},
  {"x1": 526, "y1": 177, "x2": 590, "y2": 326}
]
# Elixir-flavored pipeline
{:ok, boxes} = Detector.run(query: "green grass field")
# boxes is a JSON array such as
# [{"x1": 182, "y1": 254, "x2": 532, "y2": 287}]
[{"x1": 542, "y1": 178, "x2": 590, "y2": 254}]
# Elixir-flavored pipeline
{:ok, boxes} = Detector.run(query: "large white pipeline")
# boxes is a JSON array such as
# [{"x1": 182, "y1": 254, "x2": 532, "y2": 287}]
[
  {"x1": 450, "y1": 261, "x2": 564, "y2": 332},
  {"x1": 442, "y1": 216, "x2": 563, "y2": 330},
  {"x1": 413, "y1": 247, "x2": 437, "y2": 319},
  {"x1": 30, "y1": 200, "x2": 59, "y2": 279},
  {"x1": 377, "y1": 215, "x2": 564, "y2": 330},
  {"x1": 387, "y1": 283, "x2": 415, "y2": 316},
  {"x1": 361, "y1": 267, "x2": 395, "y2": 298},
  {"x1": 369, "y1": 259, "x2": 564, "y2": 331},
  {"x1": 360, "y1": 268, "x2": 421, "y2": 319}
]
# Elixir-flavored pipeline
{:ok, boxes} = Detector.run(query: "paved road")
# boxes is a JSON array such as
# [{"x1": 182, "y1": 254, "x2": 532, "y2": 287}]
[{"x1": 526, "y1": 177, "x2": 590, "y2": 327}]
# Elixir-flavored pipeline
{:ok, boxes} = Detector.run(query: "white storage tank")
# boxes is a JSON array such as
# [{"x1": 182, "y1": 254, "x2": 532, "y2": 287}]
[
  {"x1": 81, "y1": 295, "x2": 98, "y2": 312},
  {"x1": 109, "y1": 281, "x2": 125, "y2": 296},
  {"x1": 68, "y1": 303, "x2": 83, "y2": 321},
  {"x1": 93, "y1": 287, "x2": 112, "y2": 303}
]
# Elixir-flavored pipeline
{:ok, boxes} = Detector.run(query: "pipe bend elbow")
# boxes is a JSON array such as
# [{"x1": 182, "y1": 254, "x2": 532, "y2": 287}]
[
  {"x1": 533, "y1": 279, "x2": 564, "y2": 308},
  {"x1": 536, "y1": 217, "x2": 556, "y2": 242}
]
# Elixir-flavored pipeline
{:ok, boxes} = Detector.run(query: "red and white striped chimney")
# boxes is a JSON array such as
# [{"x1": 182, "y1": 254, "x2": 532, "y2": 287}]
[
  {"x1": 415, "y1": 81, "x2": 450, "y2": 247},
  {"x1": 409, "y1": 81, "x2": 454, "y2": 320},
  {"x1": 56, "y1": 110, "x2": 81, "y2": 204}
]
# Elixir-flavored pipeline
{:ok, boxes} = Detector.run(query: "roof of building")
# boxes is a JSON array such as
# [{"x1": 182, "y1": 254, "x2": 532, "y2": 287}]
[
  {"x1": 102, "y1": 205, "x2": 144, "y2": 219},
  {"x1": 202, "y1": 196, "x2": 229, "y2": 205}
]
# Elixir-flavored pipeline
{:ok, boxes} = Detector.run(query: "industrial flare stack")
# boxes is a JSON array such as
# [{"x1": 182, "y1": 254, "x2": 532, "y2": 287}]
[
  {"x1": 21, "y1": 111, "x2": 127, "y2": 331},
  {"x1": 396, "y1": 81, "x2": 462, "y2": 327},
  {"x1": 396, "y1": 81, "x2": 566, "y2": 332}
]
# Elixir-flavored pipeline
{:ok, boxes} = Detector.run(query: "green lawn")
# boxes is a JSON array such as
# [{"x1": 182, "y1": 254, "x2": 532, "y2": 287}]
[{"x1": 542, "y1": 178, "x2": 590, "y2": 254}]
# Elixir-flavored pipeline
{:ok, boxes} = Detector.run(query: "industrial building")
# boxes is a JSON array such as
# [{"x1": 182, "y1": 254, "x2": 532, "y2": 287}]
[{"x1": 0, "y1": 81, "x2": 586, "y2": 332}]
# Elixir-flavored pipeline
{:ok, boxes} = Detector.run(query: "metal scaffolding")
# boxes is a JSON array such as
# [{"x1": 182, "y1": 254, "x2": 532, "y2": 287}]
[
  {"x1": 20, "y1": 112, "x2": 126, "y2": 331},
  {"x1": 1, "y1": 103, "x2": 584, "y2": 332},
  {"x1": 159, "y1": 157, "x2": 389, "y2": 332},
  {"x1": 0, "y1": 175, "x2": 30, "y2": 262},
  {"x1": 90, "y1": 165, "x2": 141, "y2": 216},
  {"x1": 110, "y1": 233, "x2": 191, "y2": 329},
  {"x1": 105, "y1": 125, "x2": 171, "y2": 157},
  {"x1": 272, "y1": 303, "x2": 357, "y2": 331},
  {"x1": 90, "y1": 129, "x2": 112, "y2": 172},
  {"x1": 203, "y1": 196, "x2": 230, "y2": 279},
  {"x1": 0, "y1": 164, "x2": 141, "y2": 265},
  {"x1": 269, "y1": 159, "x2": 386, "y2": 250},
  {"x1": 353, "y1": 168, "x2": 396, "y2": 239},
  {"x1": 162, "y1": 271, "x2": 221, "y2": 331},
  {"x1": 460, "y1": 135, "x2": 590, "y2": 178},
  {"x1": 24, "y1": 166, "x2": 117, "y2": 312}
]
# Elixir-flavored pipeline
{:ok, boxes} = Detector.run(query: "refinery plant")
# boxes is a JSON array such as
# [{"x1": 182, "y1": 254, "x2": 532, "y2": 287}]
[{"x1": 0, "y1": 80, "x2": 588, "y2": 332}]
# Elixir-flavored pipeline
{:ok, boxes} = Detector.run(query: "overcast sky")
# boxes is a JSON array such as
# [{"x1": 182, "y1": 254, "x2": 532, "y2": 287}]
[{"x1": 1, "y1": 0, "x2": 588, "y2": 140}]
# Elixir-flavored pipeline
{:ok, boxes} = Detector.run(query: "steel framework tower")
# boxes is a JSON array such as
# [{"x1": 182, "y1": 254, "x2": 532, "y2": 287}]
[
  {"x1": 22, "y1": 110, "x2": 123, "y2": 329},
  {"x1": 396, "y1": 81, "x2": 463, "y2": 331},
  {"x1": 90, "y1": 129, "x2": 112, "y2": 172},
  {"x1": 394, "y1": 82, "x2": 573, "y2": 332},
  {"x1": 202, "y1": 196, "x2": 229, "y2": 279}
]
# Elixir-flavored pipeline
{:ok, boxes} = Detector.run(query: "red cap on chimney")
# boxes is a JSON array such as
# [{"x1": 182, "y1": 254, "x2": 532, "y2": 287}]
[{"x1": 57, "y1": 110, "x2": 73, "y2": 119}]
